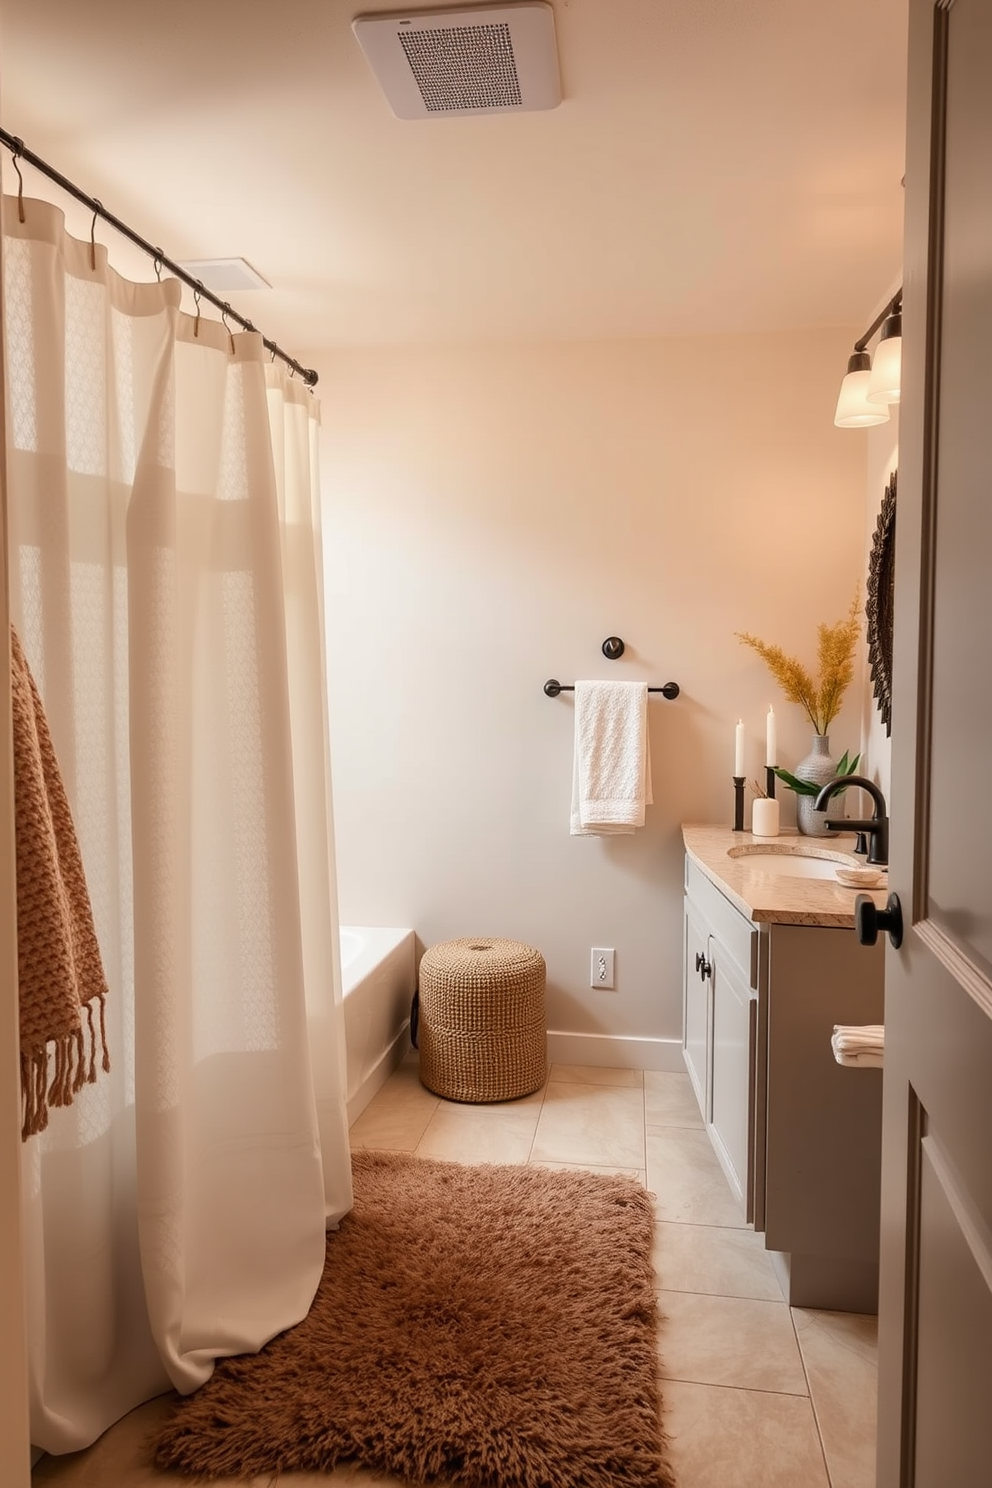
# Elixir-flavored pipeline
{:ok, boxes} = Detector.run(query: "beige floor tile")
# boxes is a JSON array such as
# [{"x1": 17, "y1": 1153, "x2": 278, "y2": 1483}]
[
  {"x1": 646, "y1": 1127, "x2": 747, "y2": 1228},
  {"x1": 793, "y1": 1308, "x2": 878, "y2": 1488},
  {"x1": 529, "y1": 1160, "x2": 646, "y2": 1185},
  {"x1": 414, "y1": 1103, "x2": 539, "y2": 1164},
  {"x1": 348, "y1": 1081, "x2": 439, "y2": 1152},
  {"x1": 661, "y1": 1379, "x2": 830, "y2": 1488},
  {"x1": 653, "y1": 1221, "x2": 784, "y2": 1300},
  {"x1": 548, "y1": 1064, "x2": 643, "y2": 1087},
  {"x1": 531, "y1": 1081, "x2": 645, "y2": 1168},
  {"x1": 658, "y1": 1290, "x2": 808, "y2": 1394},
  {"x1": 644, "y1": 1070, "x2": 704, "y2": 1129}
]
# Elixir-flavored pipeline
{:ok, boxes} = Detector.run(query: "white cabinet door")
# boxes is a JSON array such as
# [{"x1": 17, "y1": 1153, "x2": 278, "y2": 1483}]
[
  {"x1": 682, "y1": 898, "x2": 710, "y2": 1121},
  {"x1": 709, "y1": 950, "x2": 756, "y2": 1220}
]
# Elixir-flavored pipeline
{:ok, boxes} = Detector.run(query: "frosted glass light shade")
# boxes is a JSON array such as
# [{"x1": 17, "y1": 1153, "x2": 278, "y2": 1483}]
[
  {"x1": 867, "y1": 316, "x2": 902, "y2": 404},
  {"x1": 835, "y1": 353, "x2": 890, "y2": 428}
]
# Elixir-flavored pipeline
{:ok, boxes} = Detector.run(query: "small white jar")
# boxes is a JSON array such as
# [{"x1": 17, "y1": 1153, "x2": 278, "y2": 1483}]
[{"x1": 751, "y1": 797, "x2": 780, "y2": 838}]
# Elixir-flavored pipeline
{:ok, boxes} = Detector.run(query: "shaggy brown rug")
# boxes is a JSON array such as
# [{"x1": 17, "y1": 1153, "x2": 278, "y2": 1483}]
[{"x1": 153, "y1": 1150, "x2": 672, "y2": 1488}]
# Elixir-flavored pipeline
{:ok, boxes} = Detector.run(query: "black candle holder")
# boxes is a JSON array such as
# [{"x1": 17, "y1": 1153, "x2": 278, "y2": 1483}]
[
  {"x1": 733, "y1": 776, "x2": 746, "y2": 832},
  {"x1": 766, "y1": 765, "x2": 778, "y2": 800}
]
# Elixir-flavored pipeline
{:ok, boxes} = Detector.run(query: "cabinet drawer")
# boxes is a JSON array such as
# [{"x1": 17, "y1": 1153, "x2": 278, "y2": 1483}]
[{"x1": 685, "y1": 857, "x2": 758, "y2": 989}]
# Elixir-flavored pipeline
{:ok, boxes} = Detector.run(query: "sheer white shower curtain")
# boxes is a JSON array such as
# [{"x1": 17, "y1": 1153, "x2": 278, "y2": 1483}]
[{"x1": 3, "y1": 195, "x2": 352, "y2": 1453}]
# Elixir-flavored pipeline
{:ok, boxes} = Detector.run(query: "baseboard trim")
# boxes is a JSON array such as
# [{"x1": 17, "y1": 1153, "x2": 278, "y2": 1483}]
[{"x1": 545, "y1": 1032, "x2": 684, "y2": 1073}]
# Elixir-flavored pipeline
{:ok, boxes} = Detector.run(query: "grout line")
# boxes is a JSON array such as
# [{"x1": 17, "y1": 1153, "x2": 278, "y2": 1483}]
[
  {"x1": 660, "y1": 1377, "x2": 825, "y2": 1403},
  {"x1": 789, "y1": 1305, "x2": 835, "y2": 1486},
  {"x1": 656, "y1": 1283, "x2": 795, "y2": 1308}
]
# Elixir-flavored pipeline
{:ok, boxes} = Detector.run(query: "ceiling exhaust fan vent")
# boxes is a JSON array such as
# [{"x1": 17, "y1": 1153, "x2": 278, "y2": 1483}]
[{"x1": 352, "y1": 4, "x2": 560, "y2": 119}]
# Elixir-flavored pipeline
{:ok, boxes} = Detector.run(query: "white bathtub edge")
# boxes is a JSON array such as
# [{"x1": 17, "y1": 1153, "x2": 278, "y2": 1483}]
[
  {"x1": 346, "y1": 1021, "x2": 412, "y2": 1127},
  {"x1": 341, "y1": 926, "x2": 416, "y2": 1126}
]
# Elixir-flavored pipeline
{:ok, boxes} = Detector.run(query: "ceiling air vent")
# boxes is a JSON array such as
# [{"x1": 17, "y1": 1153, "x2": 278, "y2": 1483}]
[{"x1": 352, "y1": 4, "x2": 561, "y2": 119}]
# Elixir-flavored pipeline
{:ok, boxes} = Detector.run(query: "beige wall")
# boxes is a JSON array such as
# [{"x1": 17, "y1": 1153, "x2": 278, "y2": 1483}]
[{"x1": 318, "y1": 328, "x2": 871, "y2": 1066}]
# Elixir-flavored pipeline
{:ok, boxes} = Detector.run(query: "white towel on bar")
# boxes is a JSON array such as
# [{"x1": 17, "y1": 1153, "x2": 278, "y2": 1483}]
[
  {"x1": 570, "y1": 681, "x2": 652, "y2": 835},
  {"x1": 831, "y1": 1023, "x2": 884, "y2": 1069}
]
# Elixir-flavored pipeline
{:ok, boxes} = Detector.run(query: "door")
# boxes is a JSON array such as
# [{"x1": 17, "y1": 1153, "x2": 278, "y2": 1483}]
[{"x1": 877, "y1": 2, "x2": 992, "y2": 1483}]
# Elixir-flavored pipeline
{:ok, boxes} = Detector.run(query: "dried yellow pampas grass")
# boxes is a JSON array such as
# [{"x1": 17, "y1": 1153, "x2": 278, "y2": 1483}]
[{"x1": 737, "y1": 590, "x2": 862, "y2": 736}]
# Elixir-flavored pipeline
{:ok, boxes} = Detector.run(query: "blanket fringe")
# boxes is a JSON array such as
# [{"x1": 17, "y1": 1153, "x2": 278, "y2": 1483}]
[{"x1": 20, "y1": 991, "x2": 111, "y2": 1140}]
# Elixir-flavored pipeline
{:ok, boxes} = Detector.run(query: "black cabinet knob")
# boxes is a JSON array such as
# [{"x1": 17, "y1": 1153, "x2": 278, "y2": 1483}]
[
  {"x1": 855, "y1": 892, "x2": 904, "y2": 950},
  {"x1": 700, "y1": 956, "x2": 712, "y2": 981}
]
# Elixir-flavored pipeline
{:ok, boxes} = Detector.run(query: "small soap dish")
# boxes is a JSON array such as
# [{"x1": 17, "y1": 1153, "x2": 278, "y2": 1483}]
[{"x1": 835, "y1": 866, "x2": 886, "y2": 889}]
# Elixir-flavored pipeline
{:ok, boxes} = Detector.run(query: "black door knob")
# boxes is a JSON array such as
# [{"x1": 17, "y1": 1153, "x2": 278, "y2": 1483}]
[
  {"x1": 694, "y1": 952, "x2": 703, "y2": 974},
  {"x1": 699, "y1": 956, "x2": 712, "y2": 981},
  {"x1": 855, "y1": 892, "x2": 904, "y2": 950}
]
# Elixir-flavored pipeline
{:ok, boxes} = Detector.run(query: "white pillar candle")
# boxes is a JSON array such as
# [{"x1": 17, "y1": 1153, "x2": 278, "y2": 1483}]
[
  {"x1": 751, "y1": 797, "x2": 780, "y2": 838},
  {"x1": 735, "y1": 719, "x2": 745, "y2": 777},
  {"x1": 766, "y1": 706, "x2": 777, "y2": 766}
]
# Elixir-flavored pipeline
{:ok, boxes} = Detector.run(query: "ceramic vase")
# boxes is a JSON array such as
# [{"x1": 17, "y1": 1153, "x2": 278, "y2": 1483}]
[{"x1": 794, "y1": 734, "x2": 845, "y2": 837}]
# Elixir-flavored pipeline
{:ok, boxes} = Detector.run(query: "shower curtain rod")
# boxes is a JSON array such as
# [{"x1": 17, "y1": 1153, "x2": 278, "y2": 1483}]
[{"x1": 0, "y1": 128, "x2": 319, "y2": 388}]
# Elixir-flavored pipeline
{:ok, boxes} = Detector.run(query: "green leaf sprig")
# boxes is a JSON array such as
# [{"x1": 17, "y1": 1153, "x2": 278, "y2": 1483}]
[{"x1": 773, "y1": 751, "x2": 861, "y2": 798}]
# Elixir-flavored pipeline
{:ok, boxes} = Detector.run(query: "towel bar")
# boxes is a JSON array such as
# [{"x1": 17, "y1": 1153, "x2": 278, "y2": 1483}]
[{"x1": 543, "y1": 679, "x2": 680, "y2": 699}]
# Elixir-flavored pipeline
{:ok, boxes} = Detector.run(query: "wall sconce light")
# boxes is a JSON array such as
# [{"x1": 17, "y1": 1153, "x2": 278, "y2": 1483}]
[
  {"x1": 834, "y1": 290, "x2": 902, "y2": 428},
  {"x1": 867, "y1": 300, "x2": 902, "y2": 404}
]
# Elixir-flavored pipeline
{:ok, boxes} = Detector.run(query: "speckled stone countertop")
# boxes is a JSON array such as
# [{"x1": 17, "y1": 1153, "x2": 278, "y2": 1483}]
[{"x1": 682, "y1": 823, "x2": 890, "y2": 928}]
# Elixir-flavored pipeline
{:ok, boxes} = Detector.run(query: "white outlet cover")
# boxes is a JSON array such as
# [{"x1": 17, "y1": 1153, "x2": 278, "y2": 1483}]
[{"x1": 590, "y1": 947, "x2": 615, "y2": 989}]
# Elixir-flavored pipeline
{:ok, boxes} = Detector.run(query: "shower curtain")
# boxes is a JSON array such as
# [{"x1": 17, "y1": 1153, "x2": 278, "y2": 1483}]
[{"x1": 2, "y1": 194, "x2": 352, "y2": 1453}]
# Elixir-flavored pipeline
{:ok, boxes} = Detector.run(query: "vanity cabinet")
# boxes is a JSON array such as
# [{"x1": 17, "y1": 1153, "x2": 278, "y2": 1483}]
[{"x1": 682, "y1": 838, "x2": 885, "y2": 1313}]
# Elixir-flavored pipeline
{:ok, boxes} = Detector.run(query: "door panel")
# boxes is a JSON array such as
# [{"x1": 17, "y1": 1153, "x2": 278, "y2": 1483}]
[
  {"x1": 926, "y1": 0, "x2": 992, "y2": 974},
  {"x1": 914, "y1": 1134, "x2": 992, "y2": 1488},
  {"x1": 879, "y1": 0, "x2": 992, "y2": 1482}
]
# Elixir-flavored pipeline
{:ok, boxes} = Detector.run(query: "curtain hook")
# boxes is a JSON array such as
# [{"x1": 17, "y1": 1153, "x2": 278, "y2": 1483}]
[
  {"x1": 221, "y1": 305, "x2": 236, "y2": 354},
  {"x1": 10, "y1": 138, "x2": 26, "y2": 223},
  {"x1": 89, "y1": 201, "x2": 103, "y2": 271},
  {"x1": 153, "y1": 251, "x2": 164, "y2": 282},
  {"x1": 193, "y1": 284, "x2": 202, "y2": 338}
]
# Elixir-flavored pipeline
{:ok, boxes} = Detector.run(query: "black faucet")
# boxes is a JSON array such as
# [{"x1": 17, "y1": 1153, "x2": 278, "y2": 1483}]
[{"x1": 814, "y1": 775, "x2": 889, "y2": 866}]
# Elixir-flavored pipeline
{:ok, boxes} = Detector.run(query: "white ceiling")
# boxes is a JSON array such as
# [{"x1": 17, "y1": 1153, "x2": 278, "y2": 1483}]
[{"x1": 0, "y1": 0, "x2": 908, "y2": 358}]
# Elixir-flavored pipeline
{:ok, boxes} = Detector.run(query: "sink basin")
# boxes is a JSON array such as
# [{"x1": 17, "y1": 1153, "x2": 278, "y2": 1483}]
[{"x1": 726, "y1": 845, "x2": 849, "y2": 880}]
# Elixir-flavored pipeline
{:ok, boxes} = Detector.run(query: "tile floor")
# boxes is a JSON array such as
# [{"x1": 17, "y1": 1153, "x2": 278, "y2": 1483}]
[{"x1": 33, "y1": 1056, "x2": 879, "y2": 1488}]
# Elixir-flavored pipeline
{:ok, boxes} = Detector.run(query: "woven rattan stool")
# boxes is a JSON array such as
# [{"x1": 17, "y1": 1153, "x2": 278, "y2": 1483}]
[{"x1": 418, "y1": 937, "x2": 547, "y2": 1102}]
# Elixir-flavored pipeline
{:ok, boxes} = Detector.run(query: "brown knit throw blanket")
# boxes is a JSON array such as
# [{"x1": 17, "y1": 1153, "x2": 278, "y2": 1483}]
[{"x1": 11, "y1": 626, "x2": 109, "y2": 1139}]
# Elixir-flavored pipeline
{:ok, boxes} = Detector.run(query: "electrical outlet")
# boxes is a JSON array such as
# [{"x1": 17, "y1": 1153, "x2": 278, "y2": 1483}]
[{"x1": 590, "y1": 947, "x2": 615, "y2": 989}]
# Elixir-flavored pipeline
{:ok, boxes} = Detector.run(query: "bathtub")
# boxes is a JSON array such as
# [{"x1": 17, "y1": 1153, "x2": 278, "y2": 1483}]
[{"x1": 340, "y1": 925, "x2": 416, "y2": 1125}]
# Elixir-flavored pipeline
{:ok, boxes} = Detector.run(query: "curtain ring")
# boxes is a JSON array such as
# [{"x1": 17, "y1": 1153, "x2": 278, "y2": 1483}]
[
  {"x1": 193, "y1": 285, "x2": 202, "y2": 338},
  {"x1": 10, "y1": 138, "x2": 26, "y2": 224},
  {"x1": 90, "y1": 201, "x2": 103, "y2": 271}
]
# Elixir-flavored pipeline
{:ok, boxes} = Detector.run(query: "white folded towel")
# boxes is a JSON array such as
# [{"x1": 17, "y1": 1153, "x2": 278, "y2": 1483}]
[
  {"x1": 831, "y1": 1024, "x2": 884, "y2": 1069},
  {"x1": 570, "y1": 681, "x2": 653, "y2": 836}
]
